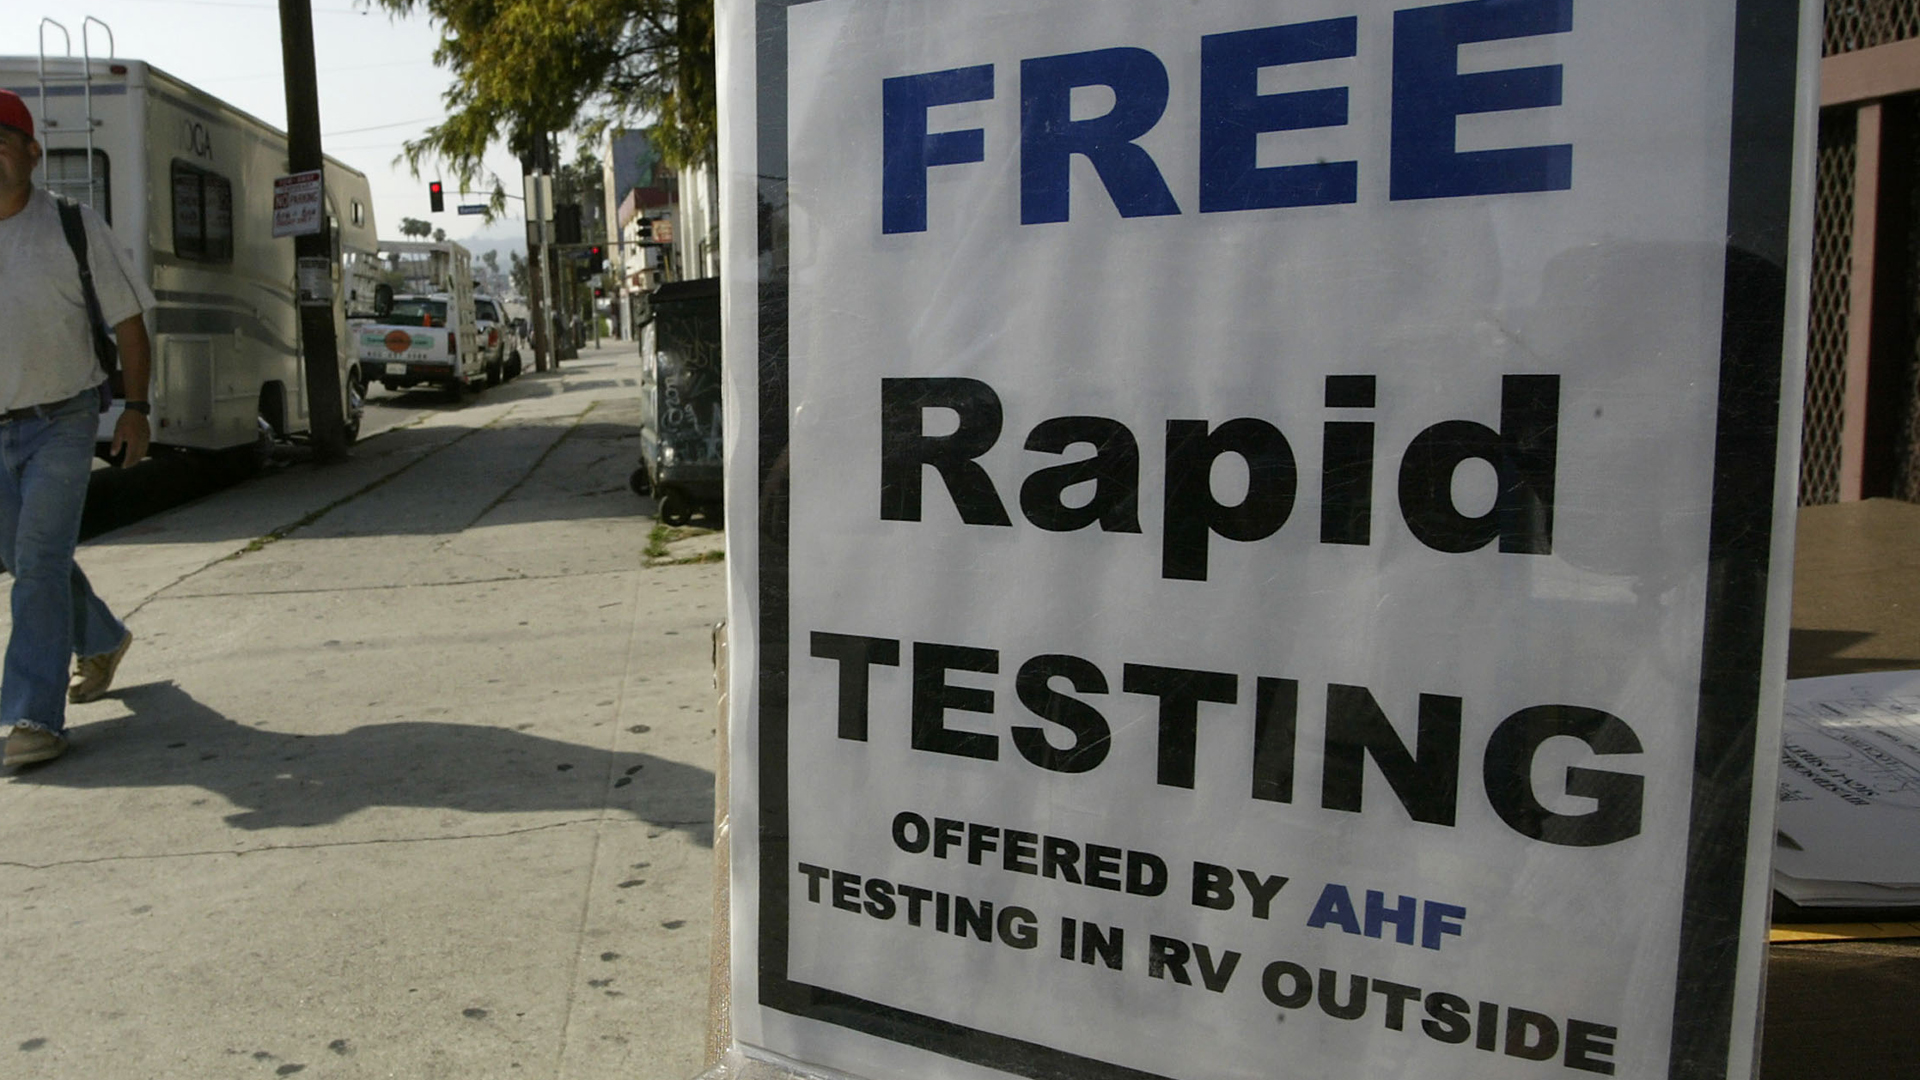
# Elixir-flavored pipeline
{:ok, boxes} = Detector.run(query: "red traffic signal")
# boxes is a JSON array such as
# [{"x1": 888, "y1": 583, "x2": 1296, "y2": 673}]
[
  {"x1": 429, "y1": 181, "x2": 444, "y2": 212},
  {"x1": 587, "y1": 245, "x2": 605, "y2": 273}
]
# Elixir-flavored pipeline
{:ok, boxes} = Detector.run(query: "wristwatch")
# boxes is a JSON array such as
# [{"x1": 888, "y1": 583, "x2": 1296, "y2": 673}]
[{"x1": 123, "y1": 400, "x2": 151, "y2": 415}]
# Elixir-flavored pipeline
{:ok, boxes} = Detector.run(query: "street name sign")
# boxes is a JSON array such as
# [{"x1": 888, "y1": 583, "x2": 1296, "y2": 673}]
[
  {"x1": 271, "y1": 170, "x2": 323, "y2": 238},
  {"x1": 722, "y1": 1, "x2": 1816, "y2": 1079},
  {"x1": 458, "y1": 203, "x2": 489, "y2": 215}
]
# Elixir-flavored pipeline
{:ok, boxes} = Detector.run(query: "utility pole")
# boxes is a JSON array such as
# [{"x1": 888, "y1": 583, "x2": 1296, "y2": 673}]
[
  {"x1": 521, "y1": 134, "x2": 551, "y2": 373},
  {"x1": 278, "y1": 0, "x2": 347, "y2": 460}
]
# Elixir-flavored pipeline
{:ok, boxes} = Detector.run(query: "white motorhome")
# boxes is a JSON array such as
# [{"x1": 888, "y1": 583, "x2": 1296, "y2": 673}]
[{"x1": 4, "y1": 34, "x2": 377, "y2": 454}]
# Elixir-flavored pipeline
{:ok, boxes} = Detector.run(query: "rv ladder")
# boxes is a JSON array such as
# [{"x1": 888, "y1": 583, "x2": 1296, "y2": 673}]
[{"x1": 35, "y1": 16, "x2": 113, "y2": 212}]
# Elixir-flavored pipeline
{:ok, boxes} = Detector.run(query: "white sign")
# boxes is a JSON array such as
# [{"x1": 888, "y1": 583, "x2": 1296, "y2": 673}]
[
  {"x1": 724, "y1": 1, "x2": 1814, "y2": 1079},
  {"x1": 272, "y1": 170, "x2": 323, "y2": 238}
]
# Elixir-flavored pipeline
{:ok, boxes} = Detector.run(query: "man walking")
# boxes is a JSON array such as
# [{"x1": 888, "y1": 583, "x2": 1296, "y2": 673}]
[{"x1": 0, "y1": 88, "x2": 153, "y2": 767}]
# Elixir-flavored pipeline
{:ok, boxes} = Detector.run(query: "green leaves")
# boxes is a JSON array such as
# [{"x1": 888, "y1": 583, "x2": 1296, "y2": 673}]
[{"x1": 374, "y1": 0, "x2": 714, "y2": 198}]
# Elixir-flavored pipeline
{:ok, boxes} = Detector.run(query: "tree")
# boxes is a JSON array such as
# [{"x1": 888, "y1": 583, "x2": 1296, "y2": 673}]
[
  {"x1": 399, "y1": 216, "x2": 432, "y2": 238},
  {"x1": 510, "y1": 250, "x2": 529, "y2": 298},
  {"x1": 374, "y1": 0, "x2": 714, "y2": 207},
  {"x1": 433, "y1": 227, "x2": 447, "y2": 243}
]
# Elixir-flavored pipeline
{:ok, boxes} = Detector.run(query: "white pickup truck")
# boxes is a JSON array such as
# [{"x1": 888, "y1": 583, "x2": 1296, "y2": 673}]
[{"x1": 351, "y1": 241, "x2": 495, "y2": 399}]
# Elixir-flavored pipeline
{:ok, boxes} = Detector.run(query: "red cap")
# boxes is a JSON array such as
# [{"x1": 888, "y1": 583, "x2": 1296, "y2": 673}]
[{"x1": 0, "y1": 89, "x2": 33, "y2": 140}]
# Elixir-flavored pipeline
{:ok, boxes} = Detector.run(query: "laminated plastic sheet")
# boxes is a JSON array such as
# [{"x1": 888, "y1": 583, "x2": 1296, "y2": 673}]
[{"x1": 720, "y1": 1, "x2": 1818, "y2": 1078}]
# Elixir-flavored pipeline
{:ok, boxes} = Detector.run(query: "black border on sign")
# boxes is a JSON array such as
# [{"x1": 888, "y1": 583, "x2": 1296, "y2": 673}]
[{"x1": 752, "y1": 1, "x2": 1804, "y2": 1078}]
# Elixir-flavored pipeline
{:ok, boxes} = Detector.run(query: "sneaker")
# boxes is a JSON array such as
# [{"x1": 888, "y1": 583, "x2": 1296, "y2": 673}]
[
  {"x1": 4, "y1": 724, "x2": 67, "y2": 767},
  {"x1": 69, "y1": 631, "x2": 133, "y2": 704}
]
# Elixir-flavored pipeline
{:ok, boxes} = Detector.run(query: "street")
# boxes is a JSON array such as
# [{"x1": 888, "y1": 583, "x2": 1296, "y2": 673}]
[{"x1": 1, "y1": 341, "x2": 724, "y2": 1080}]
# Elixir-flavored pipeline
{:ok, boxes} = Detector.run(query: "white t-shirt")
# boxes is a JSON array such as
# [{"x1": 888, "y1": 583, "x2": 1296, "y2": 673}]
[{"x1": 0, "y1": 187, "x2": 154, "y2": 411}]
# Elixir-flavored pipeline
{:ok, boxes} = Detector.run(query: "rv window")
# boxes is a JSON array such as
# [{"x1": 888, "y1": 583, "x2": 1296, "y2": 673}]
[
  {"x1": 44, "y1": 149, "x2": 111, "y2": 223},
  {"x1": 172, "y1": 161, "x2": 234, "y2": 263}
]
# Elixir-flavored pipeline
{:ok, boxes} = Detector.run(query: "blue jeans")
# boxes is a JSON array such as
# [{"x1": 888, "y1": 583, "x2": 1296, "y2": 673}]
[{"x1": 0, "y1": 388, "x2": 127, "y2": 733}]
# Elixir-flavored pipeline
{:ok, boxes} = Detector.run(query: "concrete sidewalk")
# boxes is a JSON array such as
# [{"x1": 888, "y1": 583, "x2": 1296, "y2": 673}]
[{"x1": 0, "y1": 342, "x2": 725, "y2": 1080}]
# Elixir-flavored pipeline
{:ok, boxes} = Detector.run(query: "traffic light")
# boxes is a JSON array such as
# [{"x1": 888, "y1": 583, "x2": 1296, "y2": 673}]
[
  {"x1": 587, "y1": 245, "x2": 605, "y2": 273},
  {"x1": 429, "y1": 180, "x2": 444, "y2": 213},
  {"x1": 636, "y1": 217, "x2": 653, "y2": 240}
]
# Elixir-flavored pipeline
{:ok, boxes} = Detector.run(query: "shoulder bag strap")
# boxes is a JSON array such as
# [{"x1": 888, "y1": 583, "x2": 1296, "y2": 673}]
[{"x1": 54, "y1": 194, "x2": 122, "y2": 384}]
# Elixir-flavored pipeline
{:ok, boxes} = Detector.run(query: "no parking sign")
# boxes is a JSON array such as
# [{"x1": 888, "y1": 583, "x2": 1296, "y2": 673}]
[{"x1": 722, "y1": 1, "x2": 1816, "y2": 1078}]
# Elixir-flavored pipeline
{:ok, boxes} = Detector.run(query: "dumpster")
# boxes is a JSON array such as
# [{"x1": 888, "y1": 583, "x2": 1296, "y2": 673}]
[{"x1": 631, "y1": 277, "x2": 723, "y2": 525}]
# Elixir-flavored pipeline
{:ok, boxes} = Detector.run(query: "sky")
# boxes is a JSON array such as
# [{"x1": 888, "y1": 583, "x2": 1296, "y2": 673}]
[{"x1": 1, "y1": 0, "x2": 532, "y2": 244}]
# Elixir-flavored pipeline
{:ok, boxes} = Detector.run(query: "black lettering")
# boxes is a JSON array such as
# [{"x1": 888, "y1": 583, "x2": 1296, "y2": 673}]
[
  {"x1": 967, "y1": 822, "x2": 1000, "y2": 865},
  {"x1": 1485, "y1": 705, "x2": 1645, "y2": 847},
  {"x1": 1422, "y1": 991, "x2": 1472, "y2": 1044},
  {"x1": 831, "y1": 871, "x2": 861, "y2": 912},
  {"x1": 1322, "y1": 684, "x2": 1461, "y2": 826},
  {"x1": 1320, "y1": 375, "x2": 1377, "y2": 545},
  {"x1": 1081, "y1": 921, "x2": 1124, "y2": 969},
  {"x1": 998, "y1": 906, "x2": 1040, "y2": 949},
  {"x1": 1564, "y1": 1019, "x2": 1618, "y2": 1075},
  {"x1": 1162, "y1": 417, "x2": 1297, "y2": 581},
  {"x1": 1148, "y1": 935, "x2": 1191, "y2": 984},
  {"x1": 810, "y1": 632, "x2": 901, "y2": 741},
  {"x1": 892, "y1": 811, "x2": 930, "y2": 853},
  {"x1": 864, "y1": 878, "x2": 897, "y2": 919},
  {"x1": 1020, "y1": 416, "x2": 1142, "y2": 532},
  {"x1": 954, "y1": 896, "x2": 994, "y2": 941},
  {"x1": 1262, "y1": 960, "x2": 1313, "y2": 1009},
  {"x1": 1397, "y1": 374, "x2": 1558, "y2": 554},
  {"x1": 1042, "y1": 836, "x2": 1082, "y2": 884},
  {"x1": 913, "y1": 643, "x2": 999, "y2": 760},
  {"x1": 1004, "y1": 829, "x2": 1040, "y2": 874},
  {"x1": 1013, "y1": 654, "x2": 1113, "y2": 773},
  {"x1": 934, "y1": 817, "x2": 964, "y2": 858},
  {"x1": 1476, "y1": 1001, "x2": 1499, "y2": 1051},
  {"x1": 1122, "y1": 664, "x2": 1239, "y2": 788},
  {"x1": 1372, "y1": 979, "x2": 1422, "y2": 1030},
  {"x1": 1504, "y1": 1007, "x2": 1559, "y2": 1061},
  {"x1": 1085, "y1": 843, "x2": 1123, "y2": 891},
  {"x1": 881, "y1": 377, "x2": 1012, "y2": 525},
  {"x1": 798, "y1": 863, "x2": 830, "y2": 903},
  {"x1": 1194, "y1": 944, "x2": 1241, "y2": 992},
  {"x1": 900, "y1": 885, "x2": 933, "y2": 926},
  {"x1": 1317, "y1": 970, "x2": 1368, "y2": 1020},
  {"x1": 1192, "y1": 862, "x2": 1233, "y2": 910},
  {"x1": 1127, "y1": 851, "x2": 1168, "y2": 896},
  {"x1": 1237, "y1": 869, "x2": 1287, "y2": 919},
  {"x1": 1251, "y1": 676, "x2": 1298, "y2": 803}
]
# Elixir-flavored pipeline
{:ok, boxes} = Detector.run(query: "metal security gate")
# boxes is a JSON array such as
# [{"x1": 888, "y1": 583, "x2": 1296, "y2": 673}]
[
  {"x1": 1798, "y1": 0, "x2": 1920, "y2": 505},
  {"x1": 1802, "y1": 110, "x2": 1857, "y2": 506}
]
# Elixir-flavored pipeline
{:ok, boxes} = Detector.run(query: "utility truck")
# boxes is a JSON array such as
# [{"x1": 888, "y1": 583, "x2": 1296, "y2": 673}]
[
  {"x1": 349, "y1": 241, "x2": 493, "y2": 399},
  {"x1": 5, "y1": 23, "x2": 378, "y2": 457}
]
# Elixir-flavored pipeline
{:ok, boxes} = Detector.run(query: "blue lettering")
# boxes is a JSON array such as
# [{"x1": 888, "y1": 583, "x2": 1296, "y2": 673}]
[
  {"x1": 1305, "y1": 882, "x2": 1361, "y2": 935},
  {"x1": 882, "y1": 65, "x2": 995, "y2": 235},
  {"x1": 1390, "y1": 0, "x2": 1573, "y2": 201},
  {"x1": 1020, "y1": 48, "x2": 1181, "y2": 224},
  {"x1": 1199, "y1": 17, "x2": 1358, "y2": 213},
  {"x1": 1422, "y1": 900, "x2": 1467, "y2": 949},
  {"x1": 1364, "y1": 889, "x2": 1418, "y2": 944}
]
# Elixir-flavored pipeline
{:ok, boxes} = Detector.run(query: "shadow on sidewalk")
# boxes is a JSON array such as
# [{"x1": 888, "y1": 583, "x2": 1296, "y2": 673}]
[{"x1": 13, "y1": 682, "x2": 713, "y2": 841}]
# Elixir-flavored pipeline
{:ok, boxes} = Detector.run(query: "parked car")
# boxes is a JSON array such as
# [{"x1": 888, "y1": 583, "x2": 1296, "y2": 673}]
[{"x1": 473, "y1": 293, "x2": 522, "y2": 382}]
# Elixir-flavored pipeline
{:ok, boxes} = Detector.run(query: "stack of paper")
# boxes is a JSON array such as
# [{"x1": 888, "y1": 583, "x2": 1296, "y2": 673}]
[{"x1": 1774, "y1": 670, "x2": 1920, "y2": 909}]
